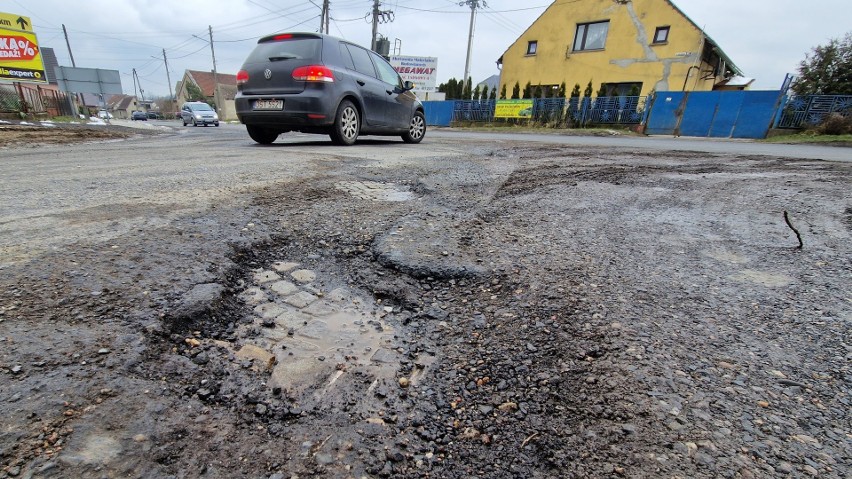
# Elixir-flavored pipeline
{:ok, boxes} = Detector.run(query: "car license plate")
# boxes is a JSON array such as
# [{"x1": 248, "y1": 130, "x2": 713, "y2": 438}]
[{"x1": 253, "y1": 99, "x2": 283, "y2": 110}]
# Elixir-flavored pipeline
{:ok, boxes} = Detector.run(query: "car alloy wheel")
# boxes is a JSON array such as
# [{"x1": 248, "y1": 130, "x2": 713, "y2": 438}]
[
  {"x1": 330, "y1": 100, "x2": 360, "y2": 146},
  {"x1": 402, "y1": 111, "x2": 426, "y2": 144},
  {"x1": 340, "y1": 106, "x2": 358, "y2": 141}
]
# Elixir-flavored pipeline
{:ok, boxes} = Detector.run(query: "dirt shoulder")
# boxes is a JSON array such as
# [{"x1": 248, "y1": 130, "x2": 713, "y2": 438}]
[{"x1": 0, "y1": 122, "x2": 166, "y2": 149}]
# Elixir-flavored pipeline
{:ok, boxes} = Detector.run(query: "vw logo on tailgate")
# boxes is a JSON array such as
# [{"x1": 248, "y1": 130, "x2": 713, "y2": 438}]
[{"x1": 264, "y1": 69, "x2": 272, "y2": 80}]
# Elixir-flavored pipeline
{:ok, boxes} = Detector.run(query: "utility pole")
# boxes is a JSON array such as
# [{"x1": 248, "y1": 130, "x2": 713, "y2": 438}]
[
  {"x1": 371, "y1": 0, "x2": 380, "y2": 51},
  {"x1": 208, "y1": 25, "x2": 221, "y2": 118},
  {"x1": 62, "y1": 24, "x2": 76, "y2": 67},
  {"x1": 460, "y1": 0, "x2": 486, "y2": 87},
  {"x1": 369, "y1": 0, "x2": 394, "y2": 53},
  {"x1": 152, "y1": 49, "x2": 176, "y2": 113},
  {"x1": 320, "y1": 0, "x2": 330, "y2": 34},
  {"x1": 163, "y1": 49, "x2": 174, "y2": 105},
  {"x1": 62, "y1": 24, "x2": 81, "y2": 116},
  {"x1": 325, "y1": 0, "x2": 330, "y2": 34},
  {"x1": 132, "y1": 69, "x2": 145, "y2": 102},
  {"x1": 138, "y1": 73, "x2": 145, "y2": 102},
  {"x1": 132, "y1": 68, "x2": 139, "y2": 99}
]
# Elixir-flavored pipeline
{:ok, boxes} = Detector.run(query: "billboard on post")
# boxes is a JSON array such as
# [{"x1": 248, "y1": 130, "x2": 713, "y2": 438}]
[
  {"x1": 0, "y1": 11, "x2": 47, "y2": 83},
  {"x1": 389, "y1": 55, "x2": 438, "y2": 93}
]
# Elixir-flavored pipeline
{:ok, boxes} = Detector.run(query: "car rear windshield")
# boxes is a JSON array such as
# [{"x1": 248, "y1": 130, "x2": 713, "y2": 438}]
[{"x1": 244, "y1": 37, "x2": 322, "y2": 64}]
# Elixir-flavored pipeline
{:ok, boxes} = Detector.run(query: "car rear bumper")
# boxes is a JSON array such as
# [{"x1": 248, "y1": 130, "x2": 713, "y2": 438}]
[{"x1": 235, "y1": 91, "x2": 336, "y2": 127}]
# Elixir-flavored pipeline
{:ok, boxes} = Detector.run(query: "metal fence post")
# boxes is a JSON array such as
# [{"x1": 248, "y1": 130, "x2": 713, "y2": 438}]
[
  {"x1": 771, "y1": 94, "x2": 788, "y2": 129},
  {"x1": 642, "y1": 93, "x2": 655, "y2": 125}
]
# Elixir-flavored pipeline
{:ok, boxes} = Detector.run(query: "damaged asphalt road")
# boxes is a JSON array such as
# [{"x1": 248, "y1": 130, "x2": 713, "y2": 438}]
[{"x1": 0, "y1": 124, "x2": 849, "y2": 478}]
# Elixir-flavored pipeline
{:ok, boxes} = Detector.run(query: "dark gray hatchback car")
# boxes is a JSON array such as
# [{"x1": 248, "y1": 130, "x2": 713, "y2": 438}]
[{"x1": 235, "y1": 32, "x2": 425, "y2": 146}]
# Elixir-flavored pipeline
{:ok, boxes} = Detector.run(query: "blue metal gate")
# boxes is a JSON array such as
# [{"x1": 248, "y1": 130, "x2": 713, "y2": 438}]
[
  {"x1": 775, "y1": 95, "x2": 852, "y2": 129},
  {"x1": 645, "y1": 90, "x2": 782, "y2": 139},
  {"x1": 423, "y1": 101, "x2": 454, "y2": 127}
]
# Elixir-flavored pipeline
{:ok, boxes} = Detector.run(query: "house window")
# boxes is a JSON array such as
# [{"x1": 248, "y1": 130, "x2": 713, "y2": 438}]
[
  {"x1": 653, "y1": 26, "x2": 670, "y2": 44},
  {"x1": 573, "y1": 21, "x2": 609, "y2": 51},
  {"x1": 526, "y1": 41, "x2": 538, "y2": 55}
]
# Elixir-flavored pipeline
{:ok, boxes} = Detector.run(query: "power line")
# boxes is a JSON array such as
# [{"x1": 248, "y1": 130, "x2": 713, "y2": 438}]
[
  {"x1": 169, "y1": 44, "x2": 210, "y2": 60},
  {"x1": 213, "y1": 15, "x2": 323, "y2": 43},
  {"x1": 332, "y1": 14, "x2": 370, "y2": 22},
  {"x1": 34, "y1": 0, "x2": 552, "y2": 98},
  {"x1": 397, "y1": 3, "x2": 548, "y2": 14}
]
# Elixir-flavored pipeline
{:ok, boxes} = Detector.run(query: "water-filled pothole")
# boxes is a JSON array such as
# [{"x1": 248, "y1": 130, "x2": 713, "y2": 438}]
[{"x1": 233, "y1": 260, "x2": 402, "y2": 401}]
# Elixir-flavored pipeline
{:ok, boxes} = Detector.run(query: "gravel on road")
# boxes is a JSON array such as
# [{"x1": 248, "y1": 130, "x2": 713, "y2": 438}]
[{"x1": 0, "y1": 124, "x2": 849, "y2": 478}]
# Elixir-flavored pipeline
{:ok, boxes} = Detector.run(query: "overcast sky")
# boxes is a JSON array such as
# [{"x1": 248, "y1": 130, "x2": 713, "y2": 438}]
[{"x1": 12, "y1": 0, "x2": 850, "y2": 98}]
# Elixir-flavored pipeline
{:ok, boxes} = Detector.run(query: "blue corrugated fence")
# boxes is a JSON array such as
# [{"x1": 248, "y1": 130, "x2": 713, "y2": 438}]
[{"x1": 424, "y1": 92, "x2": 850, "y2": 138}]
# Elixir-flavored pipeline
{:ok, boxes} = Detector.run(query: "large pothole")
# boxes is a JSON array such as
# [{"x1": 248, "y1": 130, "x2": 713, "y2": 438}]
[{"x1": 230, "y1": 260, "x2": 404, "y2": 404}]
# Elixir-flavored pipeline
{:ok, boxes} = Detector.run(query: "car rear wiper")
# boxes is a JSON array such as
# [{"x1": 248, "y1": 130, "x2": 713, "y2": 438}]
[{"x1": 269, "y1": 55, "x2": 299, "y2": 61}]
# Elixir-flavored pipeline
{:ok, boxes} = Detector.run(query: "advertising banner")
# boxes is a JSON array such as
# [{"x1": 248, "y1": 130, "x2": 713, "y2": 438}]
[
  {"x1": 494, "y1": 99, "x2": 534, "y2": 118},
  {"x1": 389, "y1": 55, "x2": 437, "y2": 93},
  {"x1": 0, "y1": 12, "x2": 46, "y2": 83},
  {"x1": 54, "y1": 67, "x2": 123, "y2": 95}
]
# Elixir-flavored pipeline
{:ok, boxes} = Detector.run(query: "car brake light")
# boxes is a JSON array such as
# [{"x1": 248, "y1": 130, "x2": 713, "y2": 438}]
[
  {"x1": 236, "y1": 70, "x2": 249, "y2": 85},
  {"x1": 274, "y1": 34, "x2": 293, "y2": 41},
  {"x1": 292, "y1": 65, "x2": 334, "y2": 83}
]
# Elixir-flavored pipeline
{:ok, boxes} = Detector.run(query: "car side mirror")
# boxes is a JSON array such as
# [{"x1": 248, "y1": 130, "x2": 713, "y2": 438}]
[{"x1": 403, "y1": 81, "x2": 415, "y2": 91}]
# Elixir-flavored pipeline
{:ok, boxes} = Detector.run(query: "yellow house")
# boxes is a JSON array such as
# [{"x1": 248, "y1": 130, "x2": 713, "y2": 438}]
[{"x1": 497, "y1": 0, "x2": 748, "y2": 98}]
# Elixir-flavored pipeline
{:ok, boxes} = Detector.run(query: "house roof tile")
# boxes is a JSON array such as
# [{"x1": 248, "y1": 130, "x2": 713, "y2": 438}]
[
  {"x1": 186, "y1": 70, "x2": 238, "y2": 97},
  {"x1": 107, "y1": 94, "x2": 137, "y2": 110}
]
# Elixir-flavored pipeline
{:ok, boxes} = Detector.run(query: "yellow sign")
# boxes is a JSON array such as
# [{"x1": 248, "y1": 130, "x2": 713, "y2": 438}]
[
  {"x1": 0, "y1": 12, "x2": 33, "y2": 33},
  {"x1": 495, "y1": 99, "x2": 534, "y2": 119},
  {"x1": 0, "y1": 12, "x2": 46, "y2": 83}
]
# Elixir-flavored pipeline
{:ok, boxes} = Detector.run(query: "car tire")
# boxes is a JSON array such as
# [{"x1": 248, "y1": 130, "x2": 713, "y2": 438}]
[
  {"x1": 329, "y1": 100, "x2": 359, "y2": 146},
  {"x1": 192, "y1": 119, "x2": 198, "y2": 127},
  {"x1": 215, "y1": 122, "x2": 220, "y2": 127},
  {"x1": 402, "y1": 110, "x2": 426, "y2": 144},
  {"x1": 182, "y1": 118, "x2": 187, "y2": 126},
  {"x1": 246, "y1": 125, "x2": 279, "y2": 145}
]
